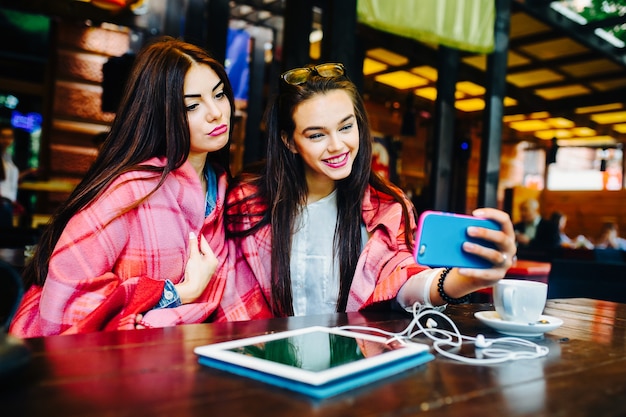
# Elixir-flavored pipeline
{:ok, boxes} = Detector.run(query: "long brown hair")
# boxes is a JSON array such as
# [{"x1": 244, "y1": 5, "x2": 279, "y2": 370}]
[
  {"x1": 226, "y1": 69, "x2": 415, "y2": 316},
  {"x1": 24, "y1": 37, "x2": 235, "y2": 287}
]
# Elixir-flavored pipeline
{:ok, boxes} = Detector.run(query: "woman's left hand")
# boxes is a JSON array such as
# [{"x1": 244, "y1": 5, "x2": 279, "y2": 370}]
[{"x1": 457, "y1": 207, "x2": 517, "y2": 283}]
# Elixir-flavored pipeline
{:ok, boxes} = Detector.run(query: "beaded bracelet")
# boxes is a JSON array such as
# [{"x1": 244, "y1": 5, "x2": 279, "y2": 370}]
[{"x1": 437, "y1": 267, "x2": 470, "y2": 305}]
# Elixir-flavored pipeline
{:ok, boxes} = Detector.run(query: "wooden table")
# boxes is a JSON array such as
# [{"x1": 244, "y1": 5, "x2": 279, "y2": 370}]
[{"x1": 2, "y1": 299, "x2": 625, "y2": 416}]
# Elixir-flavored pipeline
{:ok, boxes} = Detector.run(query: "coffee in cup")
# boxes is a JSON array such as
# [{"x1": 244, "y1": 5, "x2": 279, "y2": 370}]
[{"x1": 493, "y1": 279, "x2": 548, "y2": 324}]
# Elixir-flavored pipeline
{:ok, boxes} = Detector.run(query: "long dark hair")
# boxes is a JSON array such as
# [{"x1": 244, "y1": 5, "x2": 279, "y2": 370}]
[
  {"x1": 24, "y1": 36, "x2": 235, "y2": 287},
  {"x1": 227, "y1": 70, "x2": 415, "y2": 316}
]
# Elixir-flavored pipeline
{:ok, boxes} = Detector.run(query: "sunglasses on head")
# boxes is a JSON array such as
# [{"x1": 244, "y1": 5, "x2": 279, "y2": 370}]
[{"x1": 281, "y1": 63, "x2": 346, "y2": 85}]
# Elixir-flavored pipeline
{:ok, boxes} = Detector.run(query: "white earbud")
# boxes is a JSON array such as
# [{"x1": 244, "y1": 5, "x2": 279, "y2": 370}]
[{"x1": 474, "y1": 334, "x2": 491, "y2": 348}]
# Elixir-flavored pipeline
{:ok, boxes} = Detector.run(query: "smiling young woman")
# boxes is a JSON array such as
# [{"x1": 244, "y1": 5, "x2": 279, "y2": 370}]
[{"x1": 216, "y1": 62, "x2": 517, "y2": 322}]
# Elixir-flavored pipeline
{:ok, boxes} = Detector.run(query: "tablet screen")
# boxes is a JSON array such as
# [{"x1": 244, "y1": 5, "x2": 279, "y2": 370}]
[
  {"x1": 226, "y1": 329, "x2": 401, "y2": 372},
  {"x1": 194, "y1": 326, "x2": 432, "y2": 387}
]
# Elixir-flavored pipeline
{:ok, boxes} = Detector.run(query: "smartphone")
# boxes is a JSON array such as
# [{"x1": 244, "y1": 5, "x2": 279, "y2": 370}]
[{"x1": 414, "y1": 210, "x2": 501, "y2": 269}]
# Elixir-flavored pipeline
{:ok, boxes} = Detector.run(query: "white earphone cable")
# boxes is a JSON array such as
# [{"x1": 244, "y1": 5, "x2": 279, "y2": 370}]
[{"x1": 339, "y1": 302, "x2": 549, "y2": 364}]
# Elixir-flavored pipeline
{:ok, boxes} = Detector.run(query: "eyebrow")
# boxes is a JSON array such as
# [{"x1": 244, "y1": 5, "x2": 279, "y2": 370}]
[
  {"x1": 184, "y1": 80, "x2": 224, "y2": 99},
  {"x1": 302, "y1": 114, "x2": 355, "y2": 134}
]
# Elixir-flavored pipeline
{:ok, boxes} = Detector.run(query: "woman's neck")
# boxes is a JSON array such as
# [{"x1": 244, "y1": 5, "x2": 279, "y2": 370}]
[
  {"x1": 306, "y1": 178, "x2": 336, "y2": 204},
  {"x1": 187, "y1": 152, "x2": 207, "y2": 192}
]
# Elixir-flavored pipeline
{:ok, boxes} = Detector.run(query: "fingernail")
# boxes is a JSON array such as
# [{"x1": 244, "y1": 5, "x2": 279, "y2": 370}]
[{"x1": 189, "y1": 231, "x2": 197, "y2": 240}]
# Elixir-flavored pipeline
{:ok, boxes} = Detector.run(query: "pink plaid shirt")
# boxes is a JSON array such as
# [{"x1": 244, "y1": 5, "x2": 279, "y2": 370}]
[
  {"x1": 10, "y1": 157, "x2": 228, "y2": 337},
  {"x1": 215, "y1": 182, "x2": 429, "y2": 321}
]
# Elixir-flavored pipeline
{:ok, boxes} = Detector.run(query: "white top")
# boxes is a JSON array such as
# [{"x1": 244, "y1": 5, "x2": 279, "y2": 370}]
[
  {"x1": 290, "y1": 190, "x2": 368, "y2": 316},
  {"x1": 0, "y1": 151, "x2": 19, "y2": 202},
  {"x1": 290, "y1": 190, "x2": 440, "y2": 315}
]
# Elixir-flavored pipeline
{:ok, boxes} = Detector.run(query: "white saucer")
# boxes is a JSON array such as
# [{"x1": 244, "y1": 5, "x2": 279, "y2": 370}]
[{"x1": 474, "y1": 311, "x2": 563, "y2": 337}]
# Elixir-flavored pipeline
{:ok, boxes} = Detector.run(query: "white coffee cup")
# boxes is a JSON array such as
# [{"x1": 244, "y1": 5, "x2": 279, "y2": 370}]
[{"x1": 493, "y1": 279, "x2": 548, "y2": 324}]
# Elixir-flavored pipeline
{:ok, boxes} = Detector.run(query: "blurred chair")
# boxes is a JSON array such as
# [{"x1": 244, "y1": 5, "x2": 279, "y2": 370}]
[
  {"x1": 0, "y1": 226, "x2": 43, "y2": 249},
  {"x1": 0, "y1": 259, "x2": 31, "y2": 378},
  {"x1": 547, "y1": 259, "x2": 626, "y2": 303},
  {"x1": 593, "y1": 248, "x2": 625, "y2": 264}
]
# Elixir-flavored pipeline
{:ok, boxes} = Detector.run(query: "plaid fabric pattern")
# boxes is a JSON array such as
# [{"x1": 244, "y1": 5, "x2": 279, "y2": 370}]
[
  {"x1": 215, "y1": 183, "x2": 429, "y2": 322},
  {"x1": 10, "y1": 157, "x2": 229, "y2": 337}
]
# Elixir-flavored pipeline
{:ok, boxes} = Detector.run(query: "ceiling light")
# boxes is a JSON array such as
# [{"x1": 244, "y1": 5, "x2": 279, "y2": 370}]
[
  {"x1": 519, "y1": 38, "x2": 588, "y2": 60},
  {"x1": 613, "y1": 124, "x2": 626, "y2": 133},
  {"x1": 558, "y1": 136, "x2": 616, "y2": 147},
  {"x1": 374, "y1": 71, "x2": 428, "y2": 89},
  {"x1": 530, "y1": 111, "x2": 550, "y2": 119},
  {"x1": 455, "y1": 98, "x2": 485, "y2": 112},
  {"x1": 547, "y1": 117, "x2": 575, "y2": 128},
  {"x1": 366, "y1": 48, "x2": 409, "y2": 66},
  {"x1": 591, "y1": 111, "x2": 626, "y2": 124},
  {"x1": 535, "y1": 85, "x2": 590, "y2": 100},
  {"x1": 363, "y1": 58, "x2": 388, "y2": 75},
  {"x1": 411, "y1": 66, "x2": 438, "y2": 81},
  {"x1": 571, "y1": 127, "x2": 596, "y2": 136},
  {"x1": 503, "y1": 97, "x2": 518, "y2": 106},
  {"x1": 560, "y1": 59, "x2": 621, "y2": 77},
  {"x1": 591, "y1": 77, "x2": 626, "y2": 91},
  {"x1": 456, "y1": 81, "x2": 485, "y2": 96},
  {"x1": 509, "y1": 119, "x2": 552, "y2": 132},
  {"x1": 414, "y1": 87, "x2": 437, "y2": 101},
  {"x1": 503, "y1": 114, "x2": 525, "y2": 122},
  {"x1": 507, "y1": 69, "x2": 564, "y2": 87},
  {"x1": 535, "y1": 129, "x2": 572, "y2": 140},
  {"x1": 575, "y1": 103, "x2": 623, "y2": 114}
]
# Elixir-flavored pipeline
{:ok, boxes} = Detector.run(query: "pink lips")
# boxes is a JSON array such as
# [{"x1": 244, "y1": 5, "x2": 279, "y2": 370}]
[
  {"x1": 209, "y1": 125, "x2": 228, "y2": 136},
  {"x1": 324, "y1": 152, "x2": 349, "y2": 168}
]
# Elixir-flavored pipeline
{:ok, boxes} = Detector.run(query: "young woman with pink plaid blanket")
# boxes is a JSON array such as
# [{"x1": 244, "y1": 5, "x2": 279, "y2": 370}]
[{"x1": 10, "y1": 37, "x2": 234, "y2": 336}]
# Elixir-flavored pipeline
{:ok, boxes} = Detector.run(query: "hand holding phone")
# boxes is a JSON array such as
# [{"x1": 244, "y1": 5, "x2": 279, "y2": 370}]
[{"x1": 414, "y1": 210, "x2": 501, "y2": 269}]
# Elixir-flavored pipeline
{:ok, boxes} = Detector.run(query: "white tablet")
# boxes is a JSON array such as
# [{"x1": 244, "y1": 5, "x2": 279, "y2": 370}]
[{"x1": 194, "y1": 326, "x2": 434, "y2": 399}]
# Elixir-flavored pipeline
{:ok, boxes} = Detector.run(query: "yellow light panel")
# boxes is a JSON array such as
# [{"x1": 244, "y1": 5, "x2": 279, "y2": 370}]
[
  {"x1": 374, "y1": 71, "x2": 429, "y2": 90},
  {"x1": 455, "y1": 98, "x2": 485, "y2": 112},
  {"x1": 558, "y1": 136, "x2": 616, "y2": 147},
  {"x1": 571, "y1": 127, "x2": 596, "y2": 136},
  {"x1": 575, "y1": 103, "x2": 623, "y2": 114},
  {"x1": 414, "y1": 87, "x2": 464, "y2": 101},
  {"x1": 535, "y1": 85, "x2": 590, "y2": 99},
  {"x1": 507, "y1": 69, "x2": 564, "y2": 87},
  {"x1": 560, "y1": 59, "x2": 621, "y2": 77},
  {"x1": 462, "y1": 55, "x2": 487, "y2": 70},
  {"x1": 534, "y1": 129, "x2": 572, "y2": 140},
  {"x1": 591, "y1": 111, "x2": 626, "y2": 124},
  {"x1": 366, "y1": 48, "x2": 409, "y2": 66},
  {"x1": 411, "y1": 66, "x2": 438, "y2": 81},
  {"x1": 415, "y1": 87, "x2": 438, "y2": 101},
  {"x1": 506, "y1": 51, "x2": 532, "y2": 67},
  {"x1": 547, "y1": 117, "x2": 575, "y2": 128},
  {"x1": 518, "y1": 38, "x2": 588, "y2": 60},
  {"x1": 591, "y1": 77, "x2": 626, "y2": 92},
  {"x1": 503, "y1": 114, "x2": 526, "y2": 123},
  {"x1": 613, "y1": 123, "x2": 626, "y2": 134},
  {"x1": 530, "y1": 111, "x2": 550, "y2": 119},
  {"x1": 509, "y1": 119, "x2": 551, "y2": 132},
  {"x1": 363, "y1": 57, "x2": 388, "y2": 75},
  {"x1": 509, "y1": 12, "x2": 550, "y2": 38},
  {"x1": 456, "y1": 81, "x2": 485, "y2": 96},
  {"x1": 503, "y1": 97, "x2": 518, "y2": 106},
  {"x1": 462, "y1": 51, "x2": 530, "y2": 71}
]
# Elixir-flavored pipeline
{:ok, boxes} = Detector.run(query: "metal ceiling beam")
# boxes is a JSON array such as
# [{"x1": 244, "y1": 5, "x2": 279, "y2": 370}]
[{"x1": 512, "y1": 0, "x2": 626, "y2": 66}]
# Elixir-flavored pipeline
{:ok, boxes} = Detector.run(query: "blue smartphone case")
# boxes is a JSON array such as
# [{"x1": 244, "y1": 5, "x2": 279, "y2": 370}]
[{"x1": 414, "y1": 211, "x2": 501, "y2": 268}]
